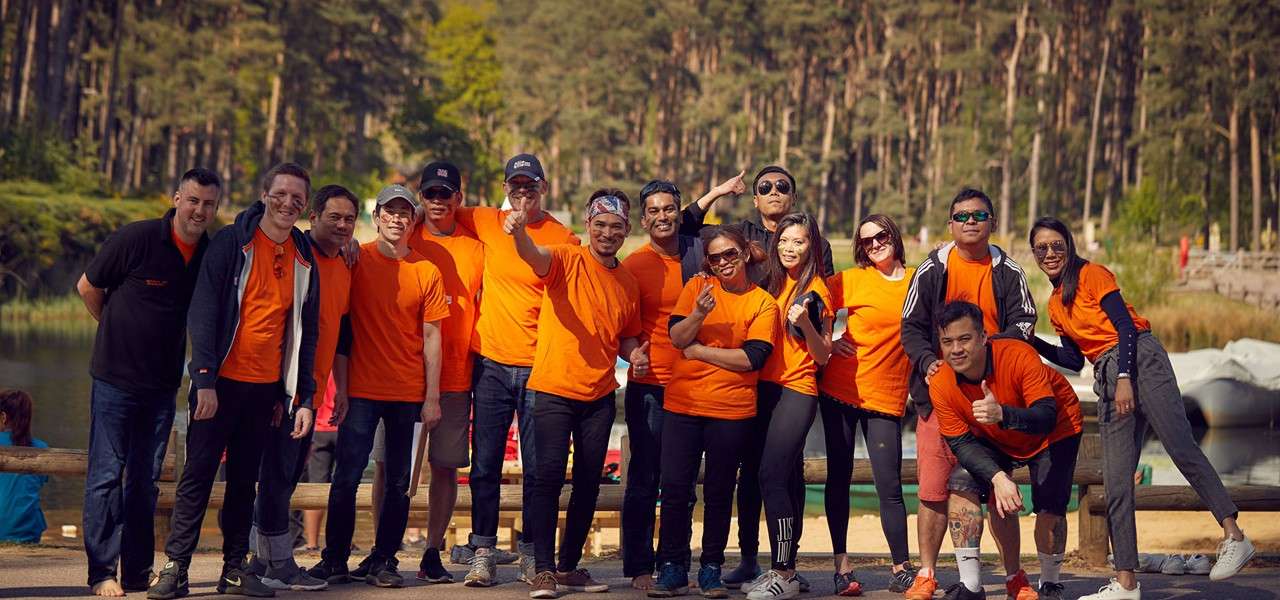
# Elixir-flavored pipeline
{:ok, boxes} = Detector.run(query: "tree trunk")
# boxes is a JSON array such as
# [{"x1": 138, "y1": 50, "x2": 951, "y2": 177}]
[
  {"x1": 1227, "y1": 94, "x2": 1239, "y2": 251},
  {"x1": 1135, "y1": 20, "x2": 1149, "y2": 188},
  {"x1": 1083, "y1": 36, "x2": 1110, "y2": 228},
  {"x1": 29, "y1": 0, "x2": 50, "y2": 123},
  {"x1": 1028, "y1": 30, "x2": 1050, "y2": 230},
  {"x1": 263, "y1": 52, "x2": 283, "y2": 164},
  {"x1": 1249, "y1": 54, "x2": 1262, "y2": 251},
  {"x1": 98, "y1": 0, "x2": 123, "y2": 174},
  {"x1": 1000, "y1": 1, "x2": 1029, "y2": 238},
  {"x1": 818, "y1": 92, "x2": 836, "y2": 230},
  {"x1": 9, "y1": 0, "x2": 35, "y2": 124}
]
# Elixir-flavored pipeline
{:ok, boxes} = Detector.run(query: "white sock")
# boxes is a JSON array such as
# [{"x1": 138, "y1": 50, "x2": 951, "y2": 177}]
[
  {"x1": 1038, "y1": 552, "x2": 1064, "y2": 586},
  {"x1": 955, "y1": 547, "x2": 981, "y2": 593}
]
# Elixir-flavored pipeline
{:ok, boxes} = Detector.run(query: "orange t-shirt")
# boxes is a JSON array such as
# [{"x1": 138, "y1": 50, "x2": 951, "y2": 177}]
[
  {"x1": 409, "y1": 226, "x2": 485, "y2": 392},
  {"x1": 1049, "y1": 262, "x2": 1151, "y2": 362},
  {"x1": 346, "y1": 243, "x2": 451, "y2": 401},
  {"x1": 220, "y1": 230, "x2": 295, "y2": 383},
  {"x1": 620, "y1": 244, "x2": 684, "y2": 386},
  {"x1": 760, "y1": 276, "x2": 834, "y2": 396},
  {"x1": 456, "y1": 207, "x2": 580, "y2": 366},
  {"x1": 945, "y1": 252, "x2": 1000, "y2": 336},
  {"x1": 171, "y1": 228, "x2": 196, "y2": 265},
  {"x1": 526, "y1": 245, "x2": 641, "y2": 401},
  {"x1": 664, "y1": 277, "x2": 780, "y2": 420},
  {"x1": 311, "y1": 250, "x2": 351, "y2": 393},
  {"x1": 931, "y1": 338, "x2": 1083, "y2": 459},
  {"x1": 819, "y1": 267, "x2": 915, "y2": 416},
  {"x1": 1043, "y1": 364, "x2": 1086, "y2": 444}
]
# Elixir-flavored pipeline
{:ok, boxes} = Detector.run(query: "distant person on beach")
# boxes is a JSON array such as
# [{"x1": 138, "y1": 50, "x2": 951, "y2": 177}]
[
  {"x1": 150, "y1": 162, "x2": 320, "y2": 600},
  {"x1": 929, "y1": 301, "x2": 1084, "y2": 600},
  {"x1": 76, "y1": 167, "x2": 219, "y2": 598},
  {"x1": 0, "y1": 390, "x2": 48, "y2": 544},
  {"x1": 1027, "y1": 217, "x2": 1254, "y2": 600}
]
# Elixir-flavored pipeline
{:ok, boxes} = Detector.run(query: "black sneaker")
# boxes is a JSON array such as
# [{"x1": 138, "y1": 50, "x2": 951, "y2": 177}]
[
  {"x1": 146, "y1": 561, "x2": 188, "y2": 600},
  {"x1": 721, "y1": 560, "x2": 761, "y2": 590},
  {"x1": 217, "y1": 566, "x2": 276, "y2": 597},
  {"x1": 1038, "y1": 581, "x2": 1065, "y2": 599},
  {"x1": 350, "y1": 554, "x2": 381, "y2": 580},
  {"x1": 417, "y1": 548, "x2": 455, "y2": 583},
  {"x1": 889, "y1": 566, "x2": 917, "y2": 593},
  {"x1": 122, "y1": 571, "x2": 154, "y2": 592},
  {"x1": 941, "y1": 582, "x2": 988, "y2": 600},
  {"x1": 368, "y1": 556, "x2": 405, "y2": 588},
  {"x1": 306, "y1": 558, "x2": 352, "y2": 584}
]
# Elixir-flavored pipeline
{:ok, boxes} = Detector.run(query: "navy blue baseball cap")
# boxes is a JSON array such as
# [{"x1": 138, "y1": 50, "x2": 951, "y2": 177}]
[{"x1": 504, "y1": 153, "x2": 545, "y2": 182}]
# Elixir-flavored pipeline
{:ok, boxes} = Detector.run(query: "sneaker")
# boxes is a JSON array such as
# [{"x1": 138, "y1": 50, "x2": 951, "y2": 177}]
[
  {"x1": 518, "y1": 551, "x2": 538, "y2": 583},
  {"x1": 1210, "y1": 535, "x2": 1255, "y2": 581},
  {"x1": 1004, "y1": 570, "x2": 1037, "y2": 600},
  {"x1": 122, "y1": 571, "x2": 155, "y2": 592},
  {"x1": 367, "y1": 556, "x2": 404, "y2": 588},
  {"x1": 463, "y1": 551, "x2": 497, "y2": 587},
  {"x1": 1185, "y1": 553, "x2": 1213, "y2": 575},
  {"x1": 350, "y1": 554, "x2": 379, "y2": 580},
  {"x1": 940, "y1": 582, "x2": 987, "y2": 600},
  {"x1": 305, "y1": 559, "x2": 351, "y2": 585},
  {"x1": 555, "y1": 568, "x2": 608, "y2": 593},
  {"x1": 833, "y1": 570, "x2": 862, "y2": 596},
  {"x1": 722, "y1": 560, "x2": 761, "y2": 589},
  {"x1": 889, "y1": 567, "x2": 917, "y2": 593},
  {"x1": 740, "y1": 570, "x2": 771, "y2": 593},
  {"x1": 795, "y1": 572, "x2": 811, "y2": 593},
  {"x1": 1077, "y1": 579, "x2": 1141, "y2": 600},
  {"x1": 1037, "y1": 581, "x2": 1065, "y2": 600},
  {"x1": 904, "y1": 574, "x2": 938, "y2": 600},
  {"x1": 697, "y1": 564, "x2": 728, "y2": 599},
  {"x1": 530, "y1": 570, "x2": 560, "y2": 599},
  {"x1": 451, "y1": 544, "x2": 472, "y2": 565},
  {"x1": 417, "y1": 548, "x2": 454, "y2": 583},
  {"x1": 146, "y1": 561, "x2": 189, "y2": 600},
  {"x1": 745, "y1": 570, "x2": 800, "y2": 600},
  {"x1": 262, "y1": 559, "x2": 328, "y2": 591},
  {"x1": 1136, "y1": 553, "x2": 1165, "y2": 573},
  {"x1": 649, "y1": 562, "x2": 689, "y2": 598},
  {"x1": 1160, "y1": 553, "x2": 1185, "y2": 575},
  {"x1": 217, "y1": 566, "x2": 276, "y2": 597}
]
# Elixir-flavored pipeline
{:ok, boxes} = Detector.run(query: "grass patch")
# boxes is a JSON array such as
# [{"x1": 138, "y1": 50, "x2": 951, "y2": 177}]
[{"x1": 1146, "y1": 292, "x2": 1280, "y2": 352}]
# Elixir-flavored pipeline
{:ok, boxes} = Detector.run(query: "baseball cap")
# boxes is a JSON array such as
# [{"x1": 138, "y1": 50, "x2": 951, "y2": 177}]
[
  {"x1": 375, "y1": 184, "x2": 421, "y2": 217},
  {"x1": 420, "y1": 161, "x2": 461, "y2": 192},
  {"x1": 504, "y1": 153, "x2": 545, "y2": 182}
]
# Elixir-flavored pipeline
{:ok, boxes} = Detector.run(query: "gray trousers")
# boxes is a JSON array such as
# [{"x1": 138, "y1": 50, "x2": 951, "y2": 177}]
[{"x1": 1094, "y1": 332, "x2": 1238, "y2": 571}]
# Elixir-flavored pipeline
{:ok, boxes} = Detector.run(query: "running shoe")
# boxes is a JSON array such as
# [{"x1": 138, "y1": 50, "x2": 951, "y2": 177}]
[
  {"x1": 1210, "y1": 535, "x2": 1255, "y2": 581},
  {"x1": 1159, "y1": 554, "x2": 1185, "y2": 575},
  {"x1": 1077, "y1": 579, "x2": 1141, "y2": 600},
  {"x1": 1004, "y1": 569, "x2": 1037, "y2": 600},
  {"x1": 1037, "y1": 581, "x2": 1065, "y2": 600},
  {"x1": 305, "y1": 558, "x2": 351, "y2": 585},
  {"x1": 146, "y1": 561, "x2": 188, "y2": 600},
  {"x1": 903, "y1": 573, "x2": 938, "y2": 600},
  {"x1": 740, "y1": 569, "x2": 771, "y2": 593},
  {"x1": 889, "y1": 566, "x2": 917, "y2": 593},
  {"x1": 529, "y1": 570, "x2": 560, "y2": 599},
  {"x1": 518, "y1": 551, "x2": 538, "y2": 583},
  {"x1": 217, "y1": 565, "x2": 275, "y2": 597},
  {"x1": 1185, "y1": 553, "x2": 1213, "y2": 575},
  {"x1": 940, "y1": 582, "x2": 987, "y2": 600},
  {"x1": 366, "y1": 556, "x2": 404, "y2": 588},
  {"x1": 555, "y1": 568, "x2": 608, "y2": 593},
  {"x1": 697, "y1": 564, "x2": 728, "y2": 599},
  {"x1": 451, "y1": 543, "x2": 521, "y2": 565},
  {"x1": 463, "y1": 551, "x2": 497, "y2": 587},
  {"x1": 833, "y1": 570, "x2": 862, "y2": 596},
  {"x1": 416, "y1": 548, "x2": 455, "y2": 583},
  {"x1": 745, "y1": 570, "x2": 800, "y2": 600},
  {"x1": 649, "y1": 562, "x2": 689, "y2": 598},
  {"x1": 261, "y1": 559, "x2": 328, "y2": 591}
]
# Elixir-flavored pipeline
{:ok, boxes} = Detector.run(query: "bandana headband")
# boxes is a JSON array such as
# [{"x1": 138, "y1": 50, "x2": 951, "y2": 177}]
[{"x1": 586, "y1": 195, "x2": 628, "y2": 224}]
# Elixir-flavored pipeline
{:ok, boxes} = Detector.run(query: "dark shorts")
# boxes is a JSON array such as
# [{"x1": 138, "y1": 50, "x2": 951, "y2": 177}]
[
  {"x1": 304, "y1": 430, "x2": 338, "y2": 484},
  {"x1": 947, "y1": 433, "x2": 1082, "y2": 515}
]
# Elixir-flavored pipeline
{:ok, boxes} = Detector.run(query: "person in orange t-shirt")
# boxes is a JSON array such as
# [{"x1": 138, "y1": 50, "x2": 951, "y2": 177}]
[
  {"x1": 1027, "y1": 218, "x2": 1251, "y2": 597},
  {"x1": 817, "y1": 214, "x2": 915, "y2": 593},
  {"x1": 452, "y1": 154, "x2": 579, "y2": 581},
  {"x1": 652, "y1": 224, "x2": 778, "y2": 597},
  {"x1": 929, "y1": 301, "x2": 1082, "y2": 600},
  {"x1": 508, "y1": 189, "x2": 643, "y2": 595},
  {"x1": 310, "y1": 185, "x2": 449, "y2": 588}
]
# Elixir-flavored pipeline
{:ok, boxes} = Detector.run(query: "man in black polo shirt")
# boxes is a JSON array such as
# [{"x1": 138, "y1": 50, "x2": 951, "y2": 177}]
[{"x1": 77, "y1": 167, "x2": 221, "y2": 597}]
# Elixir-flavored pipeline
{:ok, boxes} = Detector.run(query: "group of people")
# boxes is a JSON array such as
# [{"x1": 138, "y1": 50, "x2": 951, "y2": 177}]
[{"x1": 73, "y1": 153, "x2": 1255, "y2": 600}]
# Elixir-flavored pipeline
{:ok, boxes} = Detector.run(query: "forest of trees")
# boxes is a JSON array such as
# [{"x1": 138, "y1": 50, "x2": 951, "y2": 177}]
[{"x1": 3, "y1": 0, "x2": 1280, "y2": 249}]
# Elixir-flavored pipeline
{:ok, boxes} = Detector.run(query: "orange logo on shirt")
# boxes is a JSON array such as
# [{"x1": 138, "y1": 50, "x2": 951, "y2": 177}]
[{"x1": 145, "y1": 279, "x2": 169, "y2": 287}]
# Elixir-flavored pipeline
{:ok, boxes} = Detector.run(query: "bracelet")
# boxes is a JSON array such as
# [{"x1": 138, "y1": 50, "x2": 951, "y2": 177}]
[{"x1": 1117, "y1": 373, "x2": 1131, "y2": 380}]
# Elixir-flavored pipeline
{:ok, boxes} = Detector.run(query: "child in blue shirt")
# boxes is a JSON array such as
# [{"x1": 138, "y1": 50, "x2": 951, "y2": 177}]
[{"x1": 0, "y1": 389, "x2": 48, "y2": 543}]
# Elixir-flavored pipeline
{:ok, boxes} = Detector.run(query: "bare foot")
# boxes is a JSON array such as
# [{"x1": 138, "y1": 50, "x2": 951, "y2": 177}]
[
  {"x1": 91, "y1": 579, "x2": 125, "y2": 597},
  {"x1": 632, "y1": 574, "x2": 654, "y2": 590}
]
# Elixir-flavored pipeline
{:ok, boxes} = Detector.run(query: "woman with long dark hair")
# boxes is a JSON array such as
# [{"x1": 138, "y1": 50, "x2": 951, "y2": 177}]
[
  {"x1": 0, "y1": 389, "x2": 49, "y2": 543},
  {"x1": 1027, "y1": 217, "x2": 1253, "y2": 600},
  {"x1": 818, "y1": 214, "x2": 915, "y2": 596}
]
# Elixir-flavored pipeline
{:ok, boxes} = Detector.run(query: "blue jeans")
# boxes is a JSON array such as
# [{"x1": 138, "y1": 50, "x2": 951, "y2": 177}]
[
  {"x1": 322, "y1": 397, "x2": 420, "y2": 566},
  {"x1": 468, "y1": 356, "x2": 538, "y2": 552},
  {"x1": 83, "y1": 378, "x2": 176, "y2": 587},
  {"x1": 621, "y1": 382, "x2": 664, "y2": 576}
]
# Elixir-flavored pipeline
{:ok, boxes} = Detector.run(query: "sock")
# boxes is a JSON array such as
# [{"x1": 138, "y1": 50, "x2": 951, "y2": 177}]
[
  {"x1": 955, "y1": 547, "x2": 981, "y2": 593},
  {"x1": 1038, "y1": 552, "x2": 1064, "y2": 586}
]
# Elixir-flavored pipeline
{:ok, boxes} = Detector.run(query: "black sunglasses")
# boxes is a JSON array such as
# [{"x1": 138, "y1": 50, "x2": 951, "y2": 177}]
[
  {"x1": 859, "y1": 230, "x2": 893, "y2": 249},
  {"x1": 707, "y1": 248, "x2": 742, "y2": 265},
  {"x1": 756, "y1": 180, "x2": 792, "y2": 196},
  {"x1": 421, "y1": 187, "x2": 453, "y2": 201},
  {"x1": 1032, "y1": 240, "x2": 1068, "y2": 259},
  {"x1": 951, "y1": 210, "x2": 991, "y2": 223}
]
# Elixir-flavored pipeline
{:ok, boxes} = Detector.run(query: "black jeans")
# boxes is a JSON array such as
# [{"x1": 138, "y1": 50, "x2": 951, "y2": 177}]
[
  {"x1": 757, "y1": 382, "x2": 816, "y2": 571},
  {"x1": 252, "y1": 407, "x2": 314, "y2": 564},
  {"x1": 656, "y1": 410, "x2": 750, "y2": 569},
  {"x1": 321, "y1": 398, "x2": 420, "y2": 566},
  {"x1": 818, "y1": 395, "x2": 908, "y2": 564},
  {"x1": 622, "y1": 382, "x2": 665, "y2": 577},
  {"x1": 529, "y1": 392, "x2": 616, "y2": 574},
  {"x1": 164, "y1": 378, "x2": 277, "y2": 568}
]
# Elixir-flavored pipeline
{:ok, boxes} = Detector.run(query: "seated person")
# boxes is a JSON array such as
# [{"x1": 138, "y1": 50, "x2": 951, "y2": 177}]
[{"x1": 0, "y1": 389, "x2": 49, "y2": 544}]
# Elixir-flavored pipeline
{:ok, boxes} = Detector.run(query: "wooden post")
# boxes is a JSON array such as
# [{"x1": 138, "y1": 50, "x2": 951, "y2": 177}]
[
  {"x1": 153, "y1": 428, "x2": 179, "y2": 549},
  {"x1": 1077, "y1": 433, "x2": 1109, "y2": 566}
]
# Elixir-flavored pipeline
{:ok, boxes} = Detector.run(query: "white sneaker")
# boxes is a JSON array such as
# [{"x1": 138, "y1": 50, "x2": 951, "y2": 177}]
[
  {"x1": 1210, "y1": 535, "x2": 1255, "y2": 581},
  {"x1": 1184, "y1": 553, "x2": 1213, "y2": 575},
  {"x1": 744, "y1": 571, "x2": 799, "y2": 600},
  {"x1": 1159, "y1": 554, "x2": 1185, "y2": 575},
  {"x1": 1078, "y1": 579, "x2": 1141, "y2": 600},
  {"x1": 740, "y1": 570, "x2": 772, "y2": 593},
  {"x1": 1136, "y1": 553, "x2": 1165, "y2": 573}
]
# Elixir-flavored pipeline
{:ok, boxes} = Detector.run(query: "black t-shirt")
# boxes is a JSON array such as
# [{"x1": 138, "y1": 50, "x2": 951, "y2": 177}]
[{"x1": 85, "y1": 209, "x2": 208, "y2": 393}]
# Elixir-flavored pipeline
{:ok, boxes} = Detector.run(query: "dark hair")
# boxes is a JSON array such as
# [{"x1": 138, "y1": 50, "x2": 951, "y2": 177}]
[
  {"x1": 765, "y1": 212, "x2": 824, "y2": 302},
  {"x1": 587, "y1": 188, "x2": 631, "y2": 216},
  {"x1": 639, "y1": 180, "x2": 681, "y2": 204},
  {"x1": 753, "y1": 165, "x2": 796, "y2": 194},
  {"x1": 699, "y1": 224, "x2": 766, "y2": 275},
  {"x1": 312, "y1": 184, "x2": 360, "y2": 215},
  {"x1": 936, "y1": 300, "x2": 986, "y2": 335},
  {"x1": 949, "y1": 188, "x2": 995, "y2": 217},
  {"x1": 178, "y1": 167, "x2": 221, "y2": 191},
  {"x1": 0, "y1": 389, "x2": 34, "y2": 447},
  {"x1": 854, "y1": 213, "x2": 906, "y2": 268},
  {"x1": 1029, "y1": 216, "x2": 1090, "y2": 307},
  {"x1": 260, "y1": 162, "x2": 312, "y2": 199}
]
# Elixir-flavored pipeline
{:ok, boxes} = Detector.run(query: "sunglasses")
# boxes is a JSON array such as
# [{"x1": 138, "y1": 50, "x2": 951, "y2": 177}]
[
  {"x1": 1032, "y1": 240, "x2": 1068, "y2": 259},
  {"x1": 951, "y1": 210, "x2": 991, "y2": 223},
  {"x1": 859, "y1": 230, "x2": 893, "y2": 249},
  {"x1": 272, "y1": 244, "x2": 286, "y2": 279},
  {"x1": 421, "y1": 187, "x2": 453, "y2": 202},
  {"x1": 706, "y1": 248, "x2": 742, "y2": 265},
  {"x1": 756, "y1": 179, "x2": 792, "y2": 196}
]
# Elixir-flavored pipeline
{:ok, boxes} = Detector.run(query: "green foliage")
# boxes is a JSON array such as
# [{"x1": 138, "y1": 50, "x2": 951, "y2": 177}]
[
  {"x1": 0, "y1": 126, "x2": 108, "y2": 195},
  {"x1": 1097, "y1": 238, "x2": 1173, "y2": 311}
]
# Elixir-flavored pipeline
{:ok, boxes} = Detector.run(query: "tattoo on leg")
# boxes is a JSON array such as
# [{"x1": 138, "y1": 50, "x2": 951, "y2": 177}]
[
  {"x1": 1052, "y1": 516, "x2": 1068, "y2": 554},
  {"x1": 948, "y1": 506, "x2": 984, "y2": 547}
]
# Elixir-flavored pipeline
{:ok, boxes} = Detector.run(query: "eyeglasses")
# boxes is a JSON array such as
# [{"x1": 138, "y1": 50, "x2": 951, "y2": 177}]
[
  {"x1": 421, "y1": 187, "x2": 453, "y2": 202},
  {"x1": 951, "y1": 210, "x2": 991, "y2": 223},
  {"x1": 706, "y1": 248, "x2": 742, "y2": 265},
  {"x1": 1032, "y1": 240, "x2": 1068, "y2": 259},
  {"x1": 272, "y1": 244, "x2": 286, "y2": 279},
  {"x1": 859, "y1": 230, "x2": 893, "y2": 249},
  {"x1": 756, "y1": 179, "x2": 792, "y2": 196}
]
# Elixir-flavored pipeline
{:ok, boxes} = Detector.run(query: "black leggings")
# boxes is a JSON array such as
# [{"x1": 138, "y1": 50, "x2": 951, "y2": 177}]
[
  {"x1": 656, "y1": 410, "x2": 750, "y2": 568},
  {"x1": 818, "y1": 395, "x2": 909, "y2": 564},
  {"x1": 750, "y1": 382, "x2": 817, "y2": 571}
]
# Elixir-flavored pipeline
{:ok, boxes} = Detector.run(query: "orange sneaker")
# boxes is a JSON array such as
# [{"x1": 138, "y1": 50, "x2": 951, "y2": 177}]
[
  {"x1": 1005, "y1": 570, "x2": 1037, "y2": 600},
  {"x1": 904, "y1": 574, "x2": 937, "y2": 600}
]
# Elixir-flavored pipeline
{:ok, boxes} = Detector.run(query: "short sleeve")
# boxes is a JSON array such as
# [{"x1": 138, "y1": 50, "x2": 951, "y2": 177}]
[
  {"x1": 419, "y1": 264, "x2": 451, "y2": 324},
  {"x1": 1013, "y1": 344, "x2": 1055, "y2": 402},
  {"x1": 671, "y1": 278, "x2": 701, "y2": 319},
  {"x1": 543, "y1": 244, "x2": 578, "y2": 287},
  {"x1": 814, "y1": 278, "x2": 836, "y2": 321},
  {"x1": 826, "y1": 272, "x2": 847, "y2": 311},
  {"x1": 85, "y1": 228, "x2": 133, "y2": 290},
  {"x1": 1083, "y1": 263, "x2": 1121, "y2": 303},
  {"x1": 929, "y1": 377, "x2": 969, "y2": 437},
  {"x1": 746, "y1": 297, "x2": 780, "y2": 343}
]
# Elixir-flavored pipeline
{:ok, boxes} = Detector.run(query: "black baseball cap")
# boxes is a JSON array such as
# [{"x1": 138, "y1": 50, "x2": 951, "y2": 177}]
[
  {"x1": 420, "y1": 161, "x2": 461, "y2": 192},
  {"x1": 504, "y1": 153, "x2": 545, "y2": 182}
]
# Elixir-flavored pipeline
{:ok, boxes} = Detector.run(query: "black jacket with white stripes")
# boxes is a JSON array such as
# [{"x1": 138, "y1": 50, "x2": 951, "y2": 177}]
[{"x1": 899, "y1": 242, "x2": 1037, "y2": 418}]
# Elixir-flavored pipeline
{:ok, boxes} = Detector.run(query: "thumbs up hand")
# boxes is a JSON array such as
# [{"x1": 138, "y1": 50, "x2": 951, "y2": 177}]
[
  {"x1": 787, "y1": 296, "x2": 812, "y2": 327},
  {"x1": 972, "y1": 381, "x2": 1003, "y2": 425},
  {"x1": 630, "y1": 341, "x2": 651, "y2": 378}
]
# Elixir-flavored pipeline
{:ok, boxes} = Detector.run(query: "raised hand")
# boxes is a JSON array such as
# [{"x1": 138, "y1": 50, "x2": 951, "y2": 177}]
[
  {"x1": 630, "y1": 341, "x2": 651, "y2": 377},
  {"x1": 716, "y1": 170, "x2": 747, "y2": 196},
  {"x1": 503, "y1": 203, "x2": 528, "y2": 234},
  {"x1": 692, "y1": 281, "x2": 716, "y2": 317},
  {"x1": 786, "y1": 297, "x2": 812, "y2": 327},
  {"x1": 972, "y1": 380, "x2": 1003, "y2": 425}
]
